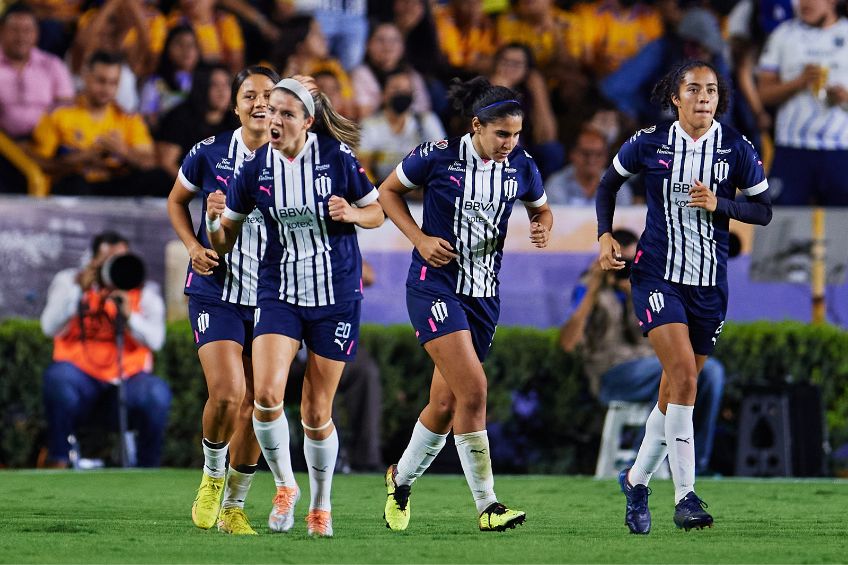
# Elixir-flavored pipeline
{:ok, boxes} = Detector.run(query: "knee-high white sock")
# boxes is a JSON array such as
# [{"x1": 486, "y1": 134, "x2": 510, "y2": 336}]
[
  {"x1": 396, "y1": 420, "x2": 448, "y2": 486},
  {"x1": 665, "y1": 403, "x2": 696, "y2": 503},
  {"x1": 202, "y1": 438, "x2": 228, "y2": 479},
  {"x1": 303, "y1": 427, "x2": 339, "y2": 512},
  {"x1": 253, "y1": 412, "x2": 297, "y2": 488},
  {"x1": 629, "y1": 404, "x2": 668, "y2": 486},
  {"x1": 222, "y1": 465, "x2": 256, "y2": 509},
  {"x1": 455, "y1": 430, "x2": 497, "y2": 514}
]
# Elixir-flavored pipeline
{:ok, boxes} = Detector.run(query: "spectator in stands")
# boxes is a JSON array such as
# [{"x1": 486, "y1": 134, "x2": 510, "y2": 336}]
[
  {"x1": 351, "y1": 21, "x2": 431, "y2": 120},
  {"x1": 272, "y1": 15, "x2": 356, "y2": 119},
  {"x1": 546, "y1": 126, "x2": 633, "y2": 206},
  {"x1": 31, "y1": 51, "x2": 163, "y2": 196},
  {"x1": 313, "y1": 70, "x2": 354, "y2": 120},
  {"x1": 156, "y1": 63, "x2": 238, "y2": 179},
  {"x1": 40, "y1": 230, "x2": 171, "y2": 468},
  {"x1": 70, "y1": 0, "x2": 166, "y2": 112},
  {"x1": 727, "y1": 0, "x2": 794, "y2": 150},
  {"x1": 0, "y1": 2, "x2": 73, "y2": 139},
  {"x1": 392, "y1": 0, "x2": 446, "y2": 80},
  {"x1": 433, "y1": 0, "x2": 496, "y2": 77},
  {"x1": 359, "y1": 68, "x2": 445, "y2": 185},
  {"x1": 577, "y1": 0, "x2": 664, "y2": 78},
  {"x1": 488, "y1": 42, "x2": 563, "y2": 177},
  {"x1": 27, "y1": 0, "x2": 83, "y2": 57},
  {"x1": 601, "y1": 7, "x2": 732, "y2": 126},
  {"x1": 0, "y1": 2, "x2": 73, "y2": 193},
  {"x1": 757, "y1": 0, "x2": 848, "y2": 205},
  {"x1": 558, "y1": 228, "x2": 724, "y2": 475},
  {"x1": 309, "y1": 0, "x2": 368, "y2": 71},
  {"x1": 72, "y1": 0, "x2": 166, "y2": 77},
  {"x1": 167, "y1": 0, "x2": 244, "y2": 74},
  {"x1": 495, "y1": 0, "x2": 585, "y2": 77},
  {"x1": 139, "y1": 25, "x2": 200, "y2": 128}
]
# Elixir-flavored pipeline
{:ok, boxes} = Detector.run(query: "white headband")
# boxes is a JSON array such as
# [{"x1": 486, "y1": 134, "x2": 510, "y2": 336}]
[{"x1": 274, "y1": 78, "x2": 315, "y2": 117}]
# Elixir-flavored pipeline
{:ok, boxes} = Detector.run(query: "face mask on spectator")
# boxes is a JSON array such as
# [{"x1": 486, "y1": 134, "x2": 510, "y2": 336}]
[{"x1": 388, "y1": 93, "x2": 413, "y2": 114}]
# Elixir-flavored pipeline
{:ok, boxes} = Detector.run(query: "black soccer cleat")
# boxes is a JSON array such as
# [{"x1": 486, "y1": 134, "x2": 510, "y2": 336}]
[
  {"x1": 619, "y1": 468, "x2": 651, "y2": 534},
  {"x1": 674, "y1": 491, "x2": 714, "y2": 531}
]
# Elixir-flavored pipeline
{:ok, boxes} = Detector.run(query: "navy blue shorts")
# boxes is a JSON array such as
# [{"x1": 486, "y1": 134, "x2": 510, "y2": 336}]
[
  {"x1": 406, "y1": 284, "x2": 500, "y2": 362},
  {"x1": 253, "y1": 298, "x2": 360, "y2": 362},
  {"x1": 188, "y1": 295, "x2": 255, "y2": 356},
  {"x1": 630, "y1": 271, "x2": 728, "y2": 356}
]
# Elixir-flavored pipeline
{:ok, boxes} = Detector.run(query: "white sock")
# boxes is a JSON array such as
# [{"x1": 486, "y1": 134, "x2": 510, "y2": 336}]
[
  {"x1": 202, "y1": 439, "x2": 228, "y2": 479},
  {"x1": 455, "y1": 430, "x2": 497, "y2": 514},
  {"x1": 222, "y1": 466, "x2": 255, "y2": 509},
  {"x1": 396, "y1": 419, "x2": 448, "y2": 486},
  {"x1": 665, "y1": 403, "x2": 696, "y2": 503},
  {"x1": 629, "y1": 404, "x2": 668, "y2": 486},
  {"x1": 303, "y1": 427, "x2": 339, "y2": 512},
  {"x1": 253, "y1": 411, "x2": 297, "y2": 488}
]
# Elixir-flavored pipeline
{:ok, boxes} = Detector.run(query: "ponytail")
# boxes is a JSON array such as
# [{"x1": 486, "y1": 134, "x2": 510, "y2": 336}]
[
  {"x1": 446, "y1": 76, "x2": 523, "y2": 124},
  {"x1": 650, "y1": 60, "x2": 729, "y2": 117},
  {"x1": 312, "y1": 91, "x2": 361, "y2": 149}
]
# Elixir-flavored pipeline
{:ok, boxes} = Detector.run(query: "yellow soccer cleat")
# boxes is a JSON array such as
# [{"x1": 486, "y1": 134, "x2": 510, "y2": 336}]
[
  {"x1": 306, "y1": 509, "x2": 333, "y2": 537},
  {"x1": 383, "y1": 464, "x2": 411, "y2": 531},
  {"x1": 192, "y1": 473, "x2": 225, "y2": 529},
  {"x1": 268, "y1": 486, "x2": 300, "y2": 533},
  {"x1": 478, "y1": 502, "x2": 526, "y2": 532},
  {"x1": 217, "y1": 506, "x2": 258, "y2": 535}
]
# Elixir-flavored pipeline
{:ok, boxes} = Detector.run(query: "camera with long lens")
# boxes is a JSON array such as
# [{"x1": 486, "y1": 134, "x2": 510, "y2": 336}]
[{"x1": 99, "y1": 253, "x2": 146, "y2": 290}]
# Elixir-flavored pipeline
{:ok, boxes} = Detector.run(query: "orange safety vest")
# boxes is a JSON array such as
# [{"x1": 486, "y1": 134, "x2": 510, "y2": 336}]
[{"x1": 53, "y1": 287, "x2": 153, "y2": 382}]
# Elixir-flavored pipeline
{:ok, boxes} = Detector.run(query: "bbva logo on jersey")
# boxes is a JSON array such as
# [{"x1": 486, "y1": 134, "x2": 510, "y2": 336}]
[
  {"x1": 315, "y1": 175, "x2": 332, "y2": 197},
  {"x1": 503, "y1": 178, "x2": 519, "y2": 199},
  {"x1": 713, "y1": 159, "x2": 730, "y2": 183}
]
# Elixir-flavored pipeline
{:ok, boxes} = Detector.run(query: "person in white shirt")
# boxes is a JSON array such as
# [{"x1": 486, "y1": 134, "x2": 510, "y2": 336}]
[{"x1": 757, "y1": 0, "x2": 848, "y2": 205}]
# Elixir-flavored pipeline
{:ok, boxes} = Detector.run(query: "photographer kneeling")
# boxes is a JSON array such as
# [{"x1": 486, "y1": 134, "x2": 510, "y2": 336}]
[
  {"x1": 40, "y1": 231, "x2": 171, "y2": 468},
  {"x1": 558, "y1": 229, "x2": 724, "y2": 475}
]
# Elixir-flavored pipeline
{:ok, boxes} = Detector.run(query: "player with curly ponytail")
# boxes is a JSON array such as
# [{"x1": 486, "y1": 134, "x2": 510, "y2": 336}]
[{"x1": 378, "y1": 76, "x2": 553, "y2": 533}]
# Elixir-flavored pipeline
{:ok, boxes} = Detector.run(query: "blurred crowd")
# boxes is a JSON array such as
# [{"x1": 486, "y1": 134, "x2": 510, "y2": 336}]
[{"x1": 0, "y1": 0, "x2": 846, "y2": 204}]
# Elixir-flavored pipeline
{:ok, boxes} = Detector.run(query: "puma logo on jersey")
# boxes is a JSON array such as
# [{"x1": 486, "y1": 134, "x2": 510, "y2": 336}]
[
  {"x1": 658, "y1": 159, "x2": 670, "y2": 169},
  {"x1": 215, "y1": 175, "x2": 230, "y2": 186},
  {"x1": 259, "y1": 185, "x2": 271, "y2": 196},
  {"x1": 449, "y1": 175, "x2": 462, "y2": 188},
  {"x1": 334, "y1": 338, "x2": 347, "y2": 351}
]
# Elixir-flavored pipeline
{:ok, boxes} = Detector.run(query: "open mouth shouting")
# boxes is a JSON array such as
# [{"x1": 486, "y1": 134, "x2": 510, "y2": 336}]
[{"x1": 270, "y1": 127, "x2": 281, "y2": 141}]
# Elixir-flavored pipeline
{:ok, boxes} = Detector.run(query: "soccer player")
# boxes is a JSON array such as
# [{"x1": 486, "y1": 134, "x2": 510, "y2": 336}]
[
  {"x1": 206, "y1": 78, "x2": 383, "y2": 537},
  {"x1": 167, "y1": 65, "x2": 280, "y2": 535},
  {"x1": 378, "y1": 76, "x2": 553, "y2": 532},
  {"x1": 596, "y1": 60, "x2": 772, "y2": 533}
]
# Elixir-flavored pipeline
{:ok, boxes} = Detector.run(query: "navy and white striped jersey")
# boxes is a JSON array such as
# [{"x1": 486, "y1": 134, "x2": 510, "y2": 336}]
[
  {"x1": 396, "y1": 134, "x2": 547, "y2": 298},
  {"x1": 179, "y1": 128, "x2": 266, "y2": 306},
  {"x1": 224, "y1": 132, "x2": 378, "y2": 307},
  {"x1": 758, "y1": 18, "x2": 848, "y2": 150},
  {"x1": 612, "y1": 120, "x2": 768, "y2": 286}
]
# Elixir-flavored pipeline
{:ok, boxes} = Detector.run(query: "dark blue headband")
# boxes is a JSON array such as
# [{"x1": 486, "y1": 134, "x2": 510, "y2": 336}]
[{"x1": 475, "y1": 99, "x2": 521, "y2": 114}]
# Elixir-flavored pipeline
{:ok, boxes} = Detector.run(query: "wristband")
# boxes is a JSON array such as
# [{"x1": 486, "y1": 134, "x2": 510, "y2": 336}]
[{"x1": 205, "y1": 215, "x2": 221, "y2": 233}]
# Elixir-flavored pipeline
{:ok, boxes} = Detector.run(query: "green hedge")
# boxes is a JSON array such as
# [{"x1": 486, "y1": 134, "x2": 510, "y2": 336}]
[{"x1": 1, "y1": 319, "x2": 847, "y2": 473}]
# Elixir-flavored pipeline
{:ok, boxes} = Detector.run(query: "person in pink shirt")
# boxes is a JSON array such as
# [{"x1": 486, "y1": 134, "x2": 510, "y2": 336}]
[
  {"x1": 0, "y1": 3, "x2": 74, "y2": 140},
  {"x1": 0, "y1": 3, "x2": 74, "y2": 193}
]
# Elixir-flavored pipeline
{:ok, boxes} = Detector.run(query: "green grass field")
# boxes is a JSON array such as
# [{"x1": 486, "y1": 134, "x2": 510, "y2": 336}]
[{"x1": 3, "y1": 469, "x2": 846, "y2": 564}]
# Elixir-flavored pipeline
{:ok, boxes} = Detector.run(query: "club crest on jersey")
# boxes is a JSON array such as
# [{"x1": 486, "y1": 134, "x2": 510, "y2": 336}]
[
  {"x1": 201, "y1": 136, "x2": 215, "y2": 145},
  {"x1": 430, "y1": 299, "x2": 448, "y2": 323},
  {"x1": 713, "y1": 159, "x2": 730, "y2": 183},
  {"x1": 503, "y1": 178, "x2": 519, "y2": 199},
  {"x1": 315, "y1": 175, "x2": 332, "y2": 197},
  {"x1": 197, "y1": 311, "x2": 210, "y2": 334},
  {"x1": 648, "y1": 291, "x2": 664, "y2": 314},
  {"x1": 339, "y1": 142, "x2": 353, "y2": 155}
]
